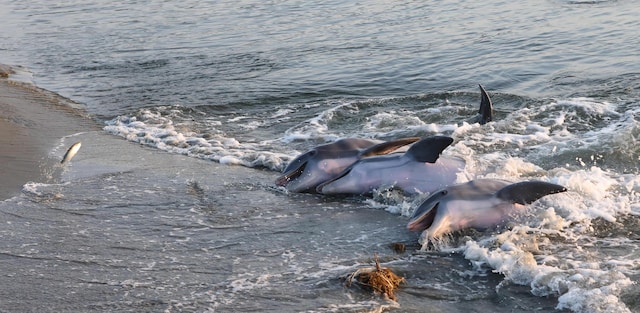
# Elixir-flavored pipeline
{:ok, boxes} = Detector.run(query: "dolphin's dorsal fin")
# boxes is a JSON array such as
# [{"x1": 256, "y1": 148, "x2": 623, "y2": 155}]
[
  {"x1": 359, "y1": 137, "x2": 420, "y2": 158},
  {"x1": 405, "y1": 136, "x2": 454, "y2": 163},
  {"x1": 496, "y1": 181, "x2": 567, "y2": 205},
  {"x1": 478, "y1": 84, "x2": 493, "y2": 125}
]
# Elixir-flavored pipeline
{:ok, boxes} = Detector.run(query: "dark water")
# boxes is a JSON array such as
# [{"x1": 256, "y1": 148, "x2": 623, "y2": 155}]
[
  {"x1": 1, "y1": 0, "x2": 639, "y2": 312},
  {"x1": 3, "y1": 1, "x2": 639, "y2": 116}
]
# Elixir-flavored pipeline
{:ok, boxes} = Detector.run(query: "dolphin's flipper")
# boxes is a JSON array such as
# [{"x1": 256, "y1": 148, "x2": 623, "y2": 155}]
[
  {"x1": 496, "y1": 181, "x2": 567, "y2": 205},
  {"x1": 478, "y1": 84, "x2": 493, "y2": 125},
  {"x1": 359, "y1": 137, "x2": 420, "y2": 158},
  {"x1": 405, "y1": 136, "x2": 454, "y2": 163}
]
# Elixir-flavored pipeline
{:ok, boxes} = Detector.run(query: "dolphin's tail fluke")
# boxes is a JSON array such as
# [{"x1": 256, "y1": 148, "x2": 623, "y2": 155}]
[
  {"x1": 496, "y1": 181, "x2": 567, "y2": 205},
  {"x1": 478, "y1": 84, "x2": 494, "y2": 125}
]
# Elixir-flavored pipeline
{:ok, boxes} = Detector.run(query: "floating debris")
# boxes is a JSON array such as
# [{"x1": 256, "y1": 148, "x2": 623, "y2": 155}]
[
  {"x1": 390, "y1": 242, "x2": 406, "y2": 253},
  {"x1": 345, "y1": 254, "x2": 405, "y2": 301}
]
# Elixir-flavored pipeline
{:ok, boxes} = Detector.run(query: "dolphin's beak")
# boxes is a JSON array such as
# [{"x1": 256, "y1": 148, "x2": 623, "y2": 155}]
[
  {"x1": 276, "y1": 150, "x2": 317, "y2": 187},
  {"x1": 275, "y1": 162, "x2": 306, "y2": 187},
  {"x1": 407, "y1": 202, "x2": 439, "y2": 232}
]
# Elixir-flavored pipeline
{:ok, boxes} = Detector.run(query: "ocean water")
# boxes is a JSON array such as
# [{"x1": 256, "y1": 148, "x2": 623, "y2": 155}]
[{"x1": 1, "y1": 0, "x2": 639, "y2": 312}]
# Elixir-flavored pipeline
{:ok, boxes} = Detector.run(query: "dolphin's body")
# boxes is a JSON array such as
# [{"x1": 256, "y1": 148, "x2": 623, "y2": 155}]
[
  {"x1": 276, "y1": 137, "x2": 420, "y2": 193},
  {"x1": 61, "y1": 142, "x2": 82, "y2": 164},
  {"x1": 317, "y1": 136, "x2": 464, "y2": 195},
  {"x1": 407, "y1": 179, "x2": 567, "y2": 242}
]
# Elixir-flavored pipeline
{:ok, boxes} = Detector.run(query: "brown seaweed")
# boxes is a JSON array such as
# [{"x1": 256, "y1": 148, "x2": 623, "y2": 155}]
[{"x1": 345, "y1": 255, "x2": 405, "y2": 301}]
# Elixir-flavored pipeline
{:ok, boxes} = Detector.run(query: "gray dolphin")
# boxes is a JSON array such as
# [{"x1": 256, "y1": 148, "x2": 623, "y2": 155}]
[
  {"x1": 317, "y1": 136, "x2": 464, "y2": 195},
  {"x1": 407, "y1": 179, "x2": 567, "y2": 242},
  {"x1": 276, "y1": 137, "x2": 420, "y2": 193}
]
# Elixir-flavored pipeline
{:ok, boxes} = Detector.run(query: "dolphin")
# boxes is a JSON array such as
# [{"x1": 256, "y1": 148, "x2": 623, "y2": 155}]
[
  {"x1": 277, "y1": 85, "x2": 494, "y2": 193},
  {"x1": 317, "y1": 136, "x2": 464, "y2": 195},
  {"x1": 407, "y1": 179, "x2": 567, "y2": 242},
  {"x1": 61, "y1": 142, "x2": 82, "y2": 164},
  {"x1": 466, "y1": 84, "x2": 494, "y2": 125},
  {"x1": 275, "y1": 137, "x2": 420, "y2": 193}
]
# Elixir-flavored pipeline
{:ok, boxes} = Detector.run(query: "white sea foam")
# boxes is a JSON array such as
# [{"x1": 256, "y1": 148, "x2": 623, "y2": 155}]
[
  {"x1": 364, "y1": 111, "x2": 426, "y2": 132},
  {"x1": 278, "y1": 99, "x2": 463, "y2": 144},
  {"x1": 21, "y1": 181, "x2": 47, "y2": 196},
  {"x1": 228, "y1": 273, "x2": 280, "y2": 292},
  {"x1": 458, "y1": 152, "x2": 634, "y2": 309},
  {"x1": 309, "y1": 301, "x2": 400, "y2": 313},
  {"x1": 20, "y1": 181, "x2": 67, "y2": 202},
  {"x1": 104, "y1": 109, "x2": 291, "y2": 171},
  {"x1": 369, "y1": 97, "x2": 640, "y2": 313},
  {"x1": 281, "y1": 101, "x2": 357, "y2": 143}
]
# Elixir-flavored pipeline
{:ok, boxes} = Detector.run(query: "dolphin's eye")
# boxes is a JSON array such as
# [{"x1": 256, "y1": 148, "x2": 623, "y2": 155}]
[{"x1": 441, "y1": 190, "x2": 448, "y2": 196}]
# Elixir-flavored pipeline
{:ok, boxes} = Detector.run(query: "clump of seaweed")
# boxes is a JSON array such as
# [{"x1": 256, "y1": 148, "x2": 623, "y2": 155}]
[
  {"x1": 390, "y1": 242, "x2": 406, "y2": 253},
  {"x1": 345, "y1": 254, "x2": 405, "y2": 301}
]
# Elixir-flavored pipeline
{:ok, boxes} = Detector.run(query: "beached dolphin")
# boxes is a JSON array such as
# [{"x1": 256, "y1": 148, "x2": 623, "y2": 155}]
[
  {"x1": 467, "y1": 84, "x2": 493, "y2": 125},
  {"x1": 317, "y1": 136, "x2": 464, "y2": 195},
  {"x1": 407, "y1": 179, "x2": 567, "y2": 242},
  {"x1": 277, "y1": 85, "x2": 494, "y2": 193},
  {"x1": 61, "y1": 142, "x2": 82, "y2": 164},
  {"x1": 276, "y1": 137, "x2": 420, "y2": 193}
]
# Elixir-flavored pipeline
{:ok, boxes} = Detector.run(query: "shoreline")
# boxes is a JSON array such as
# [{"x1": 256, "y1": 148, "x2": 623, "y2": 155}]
[{"x1": 0, "y1": 78, "x2": 99, "y2": 200}]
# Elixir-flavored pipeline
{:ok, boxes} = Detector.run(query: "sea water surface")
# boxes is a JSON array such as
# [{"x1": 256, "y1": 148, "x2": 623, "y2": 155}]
[{"x1": 1, "y1": 0, "x2": 639, "y2": 312}]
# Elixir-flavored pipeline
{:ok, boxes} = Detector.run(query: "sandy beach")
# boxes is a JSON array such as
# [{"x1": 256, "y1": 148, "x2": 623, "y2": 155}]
[{"x1": 0, "y1": 78, "x2": 99, "y2": 200}]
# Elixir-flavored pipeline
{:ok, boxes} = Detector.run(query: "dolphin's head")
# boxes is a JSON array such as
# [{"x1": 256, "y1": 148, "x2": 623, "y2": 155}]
[
  {"x1": 407, "y1": 189, "x2": 449, "y2": 232},
  {"x1": 276, "y1": 138, "x2": 380, "y2": 193},
  {"x1": 276, "y1": 150, "x2": 315, "y2": 187},
  {"x1": 276, "y1": 149, "x2": 331, "y2": 192}
]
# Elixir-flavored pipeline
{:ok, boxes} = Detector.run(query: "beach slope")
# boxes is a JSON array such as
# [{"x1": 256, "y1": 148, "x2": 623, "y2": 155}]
[{"x1": 0, "y1": 78, "x2": 99, "y2": 200}]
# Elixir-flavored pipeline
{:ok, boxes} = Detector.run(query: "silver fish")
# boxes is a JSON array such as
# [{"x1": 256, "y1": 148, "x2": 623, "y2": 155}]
[{"x1": 61, "y1": 142, "x2": 82, "y2": 164}]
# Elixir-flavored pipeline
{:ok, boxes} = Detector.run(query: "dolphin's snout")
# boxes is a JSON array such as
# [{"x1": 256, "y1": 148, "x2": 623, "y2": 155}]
[
  {"x1": 407, "y1": 203, "x2": 438, "y2": 232},
  {"x1": 406, "y1": 220, "x2": 423, "y2": 232},
  {"x1": 275, "y1": 175, "x2": 290, "y2": 187},
  {"x1": 275, "y1": 162, "x2": 307, "y2": 187}
]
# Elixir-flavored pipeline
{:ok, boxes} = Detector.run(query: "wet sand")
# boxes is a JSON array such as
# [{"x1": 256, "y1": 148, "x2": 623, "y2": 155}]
[{"x1": 0, "y1": 78, "x2": 99, "y2": 200}]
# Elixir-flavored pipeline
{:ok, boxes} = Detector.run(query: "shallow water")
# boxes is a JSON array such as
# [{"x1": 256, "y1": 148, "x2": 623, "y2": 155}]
[
  {"x1": 1, "y1": 0, "x2": 639, "y2": 312},
  {"x1": 0, "y1": 130, "x2": 569, "y2": 312}
]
